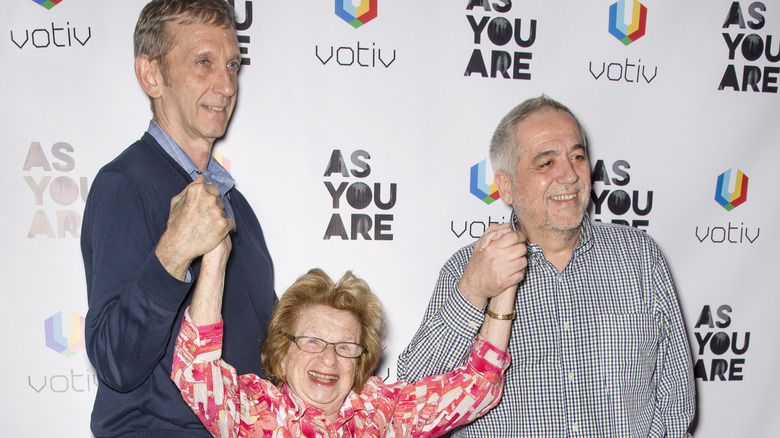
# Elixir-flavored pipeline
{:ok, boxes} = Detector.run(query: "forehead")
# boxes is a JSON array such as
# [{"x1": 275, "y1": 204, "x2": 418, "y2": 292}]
[
  {"x1": 295, "y1": 304, "x2": 360, "y2": 341},
  {"x1": 514, "y1": 109, "x2": 583, "y2": 157},
  {"x1": 165, "y1": 20, "x2": 239, "y2": 56}
]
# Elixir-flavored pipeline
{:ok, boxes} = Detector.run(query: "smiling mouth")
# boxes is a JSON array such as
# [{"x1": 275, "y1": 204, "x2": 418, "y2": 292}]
[
  {"x1": 308, "y1": 371, "x2": 339, "y2": 383},
  {"x1": 203, "y1": 105, "x2": 227, "y2": 112},
  {"x1": 550, "y1": 193, "x2": 577, "y2": 201}
]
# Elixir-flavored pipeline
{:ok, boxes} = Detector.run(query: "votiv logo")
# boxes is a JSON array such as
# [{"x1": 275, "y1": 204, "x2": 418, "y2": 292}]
[
  {"x1": 608, "y1": 0, "x2": 647, "y2": 45},
  {"x1": 470, "y1": 160, "x2": 501, "y2": 205},
  {"x1": 715, "y1": 168, "x2": 748, "y2": 211},
  {"x1": 31, "y1": 0, "x2": 64, "y2": 10},
  {"x1": 336, "y1": 0, "x2": 377, "y2": 29},
  {"x1": 44, "y1": 311, "x2": 85, "y2": 357}
]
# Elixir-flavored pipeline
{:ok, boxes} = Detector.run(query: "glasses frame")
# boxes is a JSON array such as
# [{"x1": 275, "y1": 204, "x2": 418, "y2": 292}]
[{"x1": 282, "y1": 332, "x2": 365, "y2": 359}]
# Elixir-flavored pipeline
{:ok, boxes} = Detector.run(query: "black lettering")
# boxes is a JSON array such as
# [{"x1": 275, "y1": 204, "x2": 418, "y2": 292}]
[
  {"x1": 324, "y1": 214, "x2": 348, "y2": 240},
  {"x1": 374, "y1": 214, "x2": 393, "y2": 240},
  {"x1": 373, "y1": 183, "x2": 397, "y2": 210},
  {"x1": 350, "y1": 150, "x2": 371, "y2": 177},
  {"x1": 351, "y1": 214, "x2": 372, "y2": 240}
]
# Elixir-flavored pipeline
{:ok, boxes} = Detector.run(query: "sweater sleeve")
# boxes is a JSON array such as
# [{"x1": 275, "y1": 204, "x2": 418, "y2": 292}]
[
  {"x1": 82, "y1": 171, "x2": 192, "y2": 392},
  {"x1": 390, "y1": 337, "x2": 510, "y2": 436}
]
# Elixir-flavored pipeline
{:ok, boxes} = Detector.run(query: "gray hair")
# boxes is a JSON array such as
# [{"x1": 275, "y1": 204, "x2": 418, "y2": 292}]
[
  {"x1": 133, "y1": 0, "x2": 237, "y2": 113},
  {"x1": 489, "y1": 94, "x2": 586, "y2": 181}
]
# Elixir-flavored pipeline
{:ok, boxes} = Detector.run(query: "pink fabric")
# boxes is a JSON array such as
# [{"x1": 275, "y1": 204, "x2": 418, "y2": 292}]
[{"x1": 172, "y1": 310, "x2": 509, "y2": 437}]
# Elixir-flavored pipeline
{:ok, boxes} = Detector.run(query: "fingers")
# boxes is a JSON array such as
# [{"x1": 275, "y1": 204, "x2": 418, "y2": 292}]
[{"x1": 476, "y1": 223, "x2": 511, "y2": 251}]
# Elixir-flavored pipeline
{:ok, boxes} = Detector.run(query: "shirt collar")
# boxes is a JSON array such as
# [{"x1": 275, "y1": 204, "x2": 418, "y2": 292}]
[
  {"x1": 510, "y1": 209, "x2": 595, "y2": 258},
  {"x1": 282, "y1": 384, "x2": 360, "y2": 426},
  {"x1": 146, "y1": 120, "x2": 235, "y2": 197}
]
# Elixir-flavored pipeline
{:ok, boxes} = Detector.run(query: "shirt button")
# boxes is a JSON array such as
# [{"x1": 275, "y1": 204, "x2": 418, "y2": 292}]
[
  {"x1": 563, "y1": 321, "x2": 570, "y2": 330},
  {"x1": 568, "y1": 372, "x2": 575, "y2": 382},
  {"x1": 572, "y1": 423, "x2": 579, "y2": 432},
  {"x1": 468, "y1": 320, "x2": 480, "y2": 329}
]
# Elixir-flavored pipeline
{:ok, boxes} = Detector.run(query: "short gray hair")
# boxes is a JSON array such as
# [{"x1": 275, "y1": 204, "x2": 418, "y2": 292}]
[{"x1": 489, "y1": 95, "x2": 586, "y2": 180}]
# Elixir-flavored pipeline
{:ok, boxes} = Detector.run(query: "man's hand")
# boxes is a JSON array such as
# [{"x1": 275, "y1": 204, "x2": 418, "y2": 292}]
[
  {"x1": 155, "y1": 175, "x2": 235, "y2": 280},
  {"x1": 459, "y1": 223, "x2": 528, "y2": 308}
]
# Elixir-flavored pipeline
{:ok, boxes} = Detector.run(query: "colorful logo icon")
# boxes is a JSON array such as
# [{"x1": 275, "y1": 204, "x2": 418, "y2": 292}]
[
  {"x1": 335, "y1": 0, "x2": 377, "y2": 29},
  {"x1": 714, "y1": 168, "x2": 749, "y2": 211},
  {"x1": 31, "y1": 0, "x2": 64, "y2": 10},
  {"x1": 608, "y1": 0, "x2": 648, "y2": 45},
  {"x1": 44, "y1": 311, "x2": 85, "y2": 357},
  {"x1": 470, "y1": 160, "x2": 501, "y2": 205}
]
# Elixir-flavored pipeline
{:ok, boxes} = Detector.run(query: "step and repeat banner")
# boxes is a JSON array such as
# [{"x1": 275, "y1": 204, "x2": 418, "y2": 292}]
[{"x1": 2, "y1": 0, "x2": 778, "y2": 436}]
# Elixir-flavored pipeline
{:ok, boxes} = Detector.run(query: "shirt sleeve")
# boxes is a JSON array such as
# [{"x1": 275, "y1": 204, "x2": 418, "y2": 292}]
[
  {"x1": 390, "y1": 337, "x2": 510, "y2": 436},
  {"x1": 171, "y1": 309, "x2": 279, "y2": 438},
  {"x1": 649, "y1": 243, "x2": 696, "y2": 437},
  {"x1": 397, "y1": 244, "x2": 487, "y2": 381},
  {"x1": 83, "y1": 171, "x2": 192, "y2": 392}
]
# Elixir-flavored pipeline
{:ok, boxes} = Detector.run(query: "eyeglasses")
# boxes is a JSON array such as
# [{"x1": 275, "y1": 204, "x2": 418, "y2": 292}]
[{"x1": 282, "y1": 333, "x2": 365, "y2": 358}]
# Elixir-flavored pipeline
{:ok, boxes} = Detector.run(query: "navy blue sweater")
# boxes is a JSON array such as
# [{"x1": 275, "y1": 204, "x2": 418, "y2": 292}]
[{"x1": 81, "y1": 133, "x2": 276, "y2": 437}]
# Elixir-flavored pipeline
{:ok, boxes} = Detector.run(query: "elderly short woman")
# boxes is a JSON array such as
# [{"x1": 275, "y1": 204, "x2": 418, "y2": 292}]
[{"x1": 172, "y1": 228, "x2": 522, "y2": 437}]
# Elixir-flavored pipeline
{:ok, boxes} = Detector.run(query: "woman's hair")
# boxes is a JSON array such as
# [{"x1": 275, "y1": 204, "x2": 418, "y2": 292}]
[{"x1": 261, "y1": 268, "x2": 387, "y2": 392}]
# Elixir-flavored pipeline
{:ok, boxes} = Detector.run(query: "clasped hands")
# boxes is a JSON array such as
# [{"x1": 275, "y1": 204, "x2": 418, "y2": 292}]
[
  {"x1": 155, "y1": 175, "x2": 234, "y2": 280},
  {"x1": 459, "y1": 223, "x2": 528, "y2": 309}
]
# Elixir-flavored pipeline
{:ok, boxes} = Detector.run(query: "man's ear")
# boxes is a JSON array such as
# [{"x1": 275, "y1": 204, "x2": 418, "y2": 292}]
[
  {"x1": 135, "y1": 56, "x2": 163, "y2": 99},
  {"x1": 495, "y1": 170, "x2": 514, "y2": 205}
]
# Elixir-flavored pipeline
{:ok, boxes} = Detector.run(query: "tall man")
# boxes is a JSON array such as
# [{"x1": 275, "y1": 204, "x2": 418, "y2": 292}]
[
  {"x1": 81, "y1": 1, "x2": 276, "y2": 436},
  {"x1": 398, "y1": 95, "x2": 695, "y2": 437}
]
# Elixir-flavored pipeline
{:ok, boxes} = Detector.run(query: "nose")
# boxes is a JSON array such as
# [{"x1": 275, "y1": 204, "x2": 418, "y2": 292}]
[
  {"x1": 213, "y1": 67, "x2": 237, "y2": 98},
  {"x1": 557, "y1": 159, "x2": 579, "y2": 184},
  {"x1": 318, "y1": 344, "x2": 338, "y2": 366}
]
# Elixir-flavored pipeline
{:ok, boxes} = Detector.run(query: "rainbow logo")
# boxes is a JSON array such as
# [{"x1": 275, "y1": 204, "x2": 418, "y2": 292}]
[
  {"x1": 608, "y1": 0, "x2": 648, "y2": 45},
  {"x1": 31, "y1": 0, "x2": 64, "y2": 10},
  {"x1": 715, "y1": 168, "x2": 749, "y2": 211},
  {"x1": 44, "y1": 311, "x2": 85, "y2": 357},
  {"x1": 470, "y1": 160, "x2": 501, "y2": 205},
  {"x1": 335, "y1": 0, "x2": 378, "y2": 29}
]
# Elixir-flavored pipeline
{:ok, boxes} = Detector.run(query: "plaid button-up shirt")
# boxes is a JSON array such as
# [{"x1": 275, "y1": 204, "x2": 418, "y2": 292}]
[{"x1": 398, "y1": 213, "x2": 695, "y2": 438}]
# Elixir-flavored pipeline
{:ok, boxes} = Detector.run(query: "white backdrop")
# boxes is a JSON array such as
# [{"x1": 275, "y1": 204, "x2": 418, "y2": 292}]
[{"x1": 2, "y1": 0, "x2": 779, "y2": 436}]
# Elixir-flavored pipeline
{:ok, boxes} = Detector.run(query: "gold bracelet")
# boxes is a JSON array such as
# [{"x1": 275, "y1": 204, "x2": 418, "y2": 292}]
[{"x1": 485, "y1": 307, "x2": 516, "y2": 320}]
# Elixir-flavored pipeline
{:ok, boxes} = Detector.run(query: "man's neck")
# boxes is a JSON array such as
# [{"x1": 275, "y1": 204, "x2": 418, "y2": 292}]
[
  {"x1": 522, "y1": 225, "x2": 581, "y2": 272},
  {"x1": 153, "y1": 118, "x2": 214, "y2": 170}
]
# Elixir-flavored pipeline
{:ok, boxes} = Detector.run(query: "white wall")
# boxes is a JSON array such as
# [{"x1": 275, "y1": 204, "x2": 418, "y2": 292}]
[{"x1": 2, "y1": 0, "x2": 778, "y2": 436}]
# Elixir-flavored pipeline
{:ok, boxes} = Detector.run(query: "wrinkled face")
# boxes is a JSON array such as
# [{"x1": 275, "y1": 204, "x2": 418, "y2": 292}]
[
  {"x1": 498, "y1": 109, "x2": 591, "y2": 242},
  {"x1": 154, "y1": 21, "x2": 240, "y2": 151},
  {"x1": 280, "y1": 304, "x2": 360, "y2": 420}
]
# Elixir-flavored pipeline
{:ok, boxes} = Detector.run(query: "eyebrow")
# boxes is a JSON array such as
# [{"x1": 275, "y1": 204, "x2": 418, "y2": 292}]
[{"x1": 532, "y1": 143, "x2": 586, "y2": 162}]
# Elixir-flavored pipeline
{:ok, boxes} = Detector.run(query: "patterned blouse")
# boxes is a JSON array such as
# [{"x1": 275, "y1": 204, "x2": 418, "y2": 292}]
[{"x1": 172, "y1": 310, "x2": 509, "y2": 437}]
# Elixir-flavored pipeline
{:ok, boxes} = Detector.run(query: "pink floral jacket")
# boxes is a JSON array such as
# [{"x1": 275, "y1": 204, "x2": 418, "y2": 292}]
[{"x1": 172, "y1": 310, "x2": 509, "y2": 437}]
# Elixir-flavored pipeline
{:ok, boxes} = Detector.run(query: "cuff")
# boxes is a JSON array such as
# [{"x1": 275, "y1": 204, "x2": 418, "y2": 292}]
[
  {"x1": 137, "y1": 251, "x2": 192, "y2": 311},
  {"x1": 439, "y1": 282, "x2": 486, "y2": 340},
  {"x1": 466, "y1": 336, "x2": 511, "y2": 382},
  {"x1": 180, "y1": 308, "x2": 224, "y2": 360}
]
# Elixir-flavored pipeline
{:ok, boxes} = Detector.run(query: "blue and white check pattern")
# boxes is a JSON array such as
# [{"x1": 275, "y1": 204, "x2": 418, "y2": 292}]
[
  {"x1": 147, "y1": 120, "x2": 236, "y2": 224},
  {"x1": 398, "y1": 213, "x2": 695, "y2": 438}
]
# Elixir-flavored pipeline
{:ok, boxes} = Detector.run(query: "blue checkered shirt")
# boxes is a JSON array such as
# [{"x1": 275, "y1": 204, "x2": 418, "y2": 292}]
[
  {"x1": 397, "y1": 213, "x2": 695, "y2": 437},
  {"x1": 147, "y1": 120, "x2": 236, "y2": 224}
]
